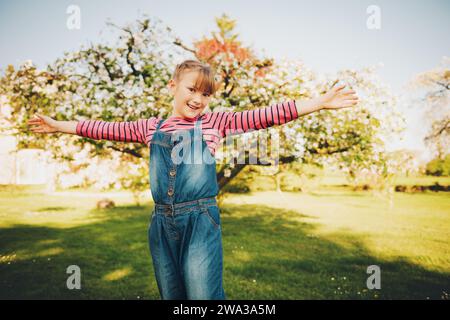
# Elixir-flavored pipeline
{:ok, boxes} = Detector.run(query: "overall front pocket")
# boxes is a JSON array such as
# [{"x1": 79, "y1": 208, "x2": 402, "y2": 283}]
[{"x1": 201, "y1": 205, "x2": 221, "y2": 229}]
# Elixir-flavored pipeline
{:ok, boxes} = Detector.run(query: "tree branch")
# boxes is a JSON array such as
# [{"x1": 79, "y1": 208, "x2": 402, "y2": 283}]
[
  {"x1": 107, "y1": 145, "x2": 143, "y2": 158},
  {"x1": 425, "y1": 120, "x2": 450, "y2": 141},
  {"x1": 216, "y1": 146, "x2": 352, "y2": 189},
  {"x1": 436, "y1": 81, "x2": 450, "y2": 90},
  {"x1": 173, "y1": 38, "x2": 198, "y2": 57}
]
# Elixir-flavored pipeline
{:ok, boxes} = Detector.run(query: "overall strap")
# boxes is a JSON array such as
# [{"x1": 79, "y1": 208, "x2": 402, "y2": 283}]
[
  {"x1": 156, "y1": 118, "x2": 165, "y2": 130},
  {"x1": 194, "y1": 116, "x2": 203, "y2": 130}
]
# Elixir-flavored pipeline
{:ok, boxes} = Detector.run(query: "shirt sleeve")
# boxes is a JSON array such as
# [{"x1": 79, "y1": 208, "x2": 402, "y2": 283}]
[
  {"x1": 204, "y1": 100, "x2": 299, "y2": 137},
  {"x1": 75, "y1": 118, "x2": 157, "y2": 145}
]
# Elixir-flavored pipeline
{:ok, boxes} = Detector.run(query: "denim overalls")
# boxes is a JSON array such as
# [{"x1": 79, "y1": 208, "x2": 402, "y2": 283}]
[{"x1": 148, "y1": 117, "x2": 226, "y2": 300}]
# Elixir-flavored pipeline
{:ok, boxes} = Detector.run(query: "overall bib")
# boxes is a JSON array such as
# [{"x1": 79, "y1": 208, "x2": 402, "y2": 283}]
[{"x1": 148, "y1": 117, "x2": 226, "y2": 300}]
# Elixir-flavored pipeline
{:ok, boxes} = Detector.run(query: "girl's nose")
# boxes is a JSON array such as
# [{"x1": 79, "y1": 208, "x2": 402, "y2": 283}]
[{"x1": 192, "y1": 94, "x2": 202, "y2": 104}]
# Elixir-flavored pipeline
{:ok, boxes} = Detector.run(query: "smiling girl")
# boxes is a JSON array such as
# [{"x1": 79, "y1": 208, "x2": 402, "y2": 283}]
[{"x1": 28, "y1": 59, "x2": 358, "y2": 300}]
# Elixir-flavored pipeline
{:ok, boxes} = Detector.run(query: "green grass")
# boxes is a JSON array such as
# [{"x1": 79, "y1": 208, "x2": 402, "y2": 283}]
[
  {"x1": 245, "y1": 170, "x2": 450, "y2": 192},
  {"x1": 0, "y1": 186, "x2": 449, "y2": 299}
]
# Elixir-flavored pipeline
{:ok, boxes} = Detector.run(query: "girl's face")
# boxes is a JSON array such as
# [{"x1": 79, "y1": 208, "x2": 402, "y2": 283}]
[{"x1": 168, "y1": 70, "x2": 212, "y2": 119}]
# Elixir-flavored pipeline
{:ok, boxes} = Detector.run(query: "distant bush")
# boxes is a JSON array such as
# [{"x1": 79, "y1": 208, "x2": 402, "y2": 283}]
[
  {"x1": 425, "y1": 154, "x2": 450, "y2": 176},
  {"x1": 395, "y1": 183, "x2": 450, "y2": 193},
  {"x1": 223, "y1": 182, "x2": 251, "y2": 194}
]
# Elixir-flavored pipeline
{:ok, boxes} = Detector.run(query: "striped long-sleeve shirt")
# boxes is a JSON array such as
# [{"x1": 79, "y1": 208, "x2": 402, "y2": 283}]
[{"x1": 76, "y1": 100, "x2": 298, "y2": 155}]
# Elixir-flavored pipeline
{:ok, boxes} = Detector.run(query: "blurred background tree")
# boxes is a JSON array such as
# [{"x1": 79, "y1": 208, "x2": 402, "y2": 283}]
[
  {"x1": 175, "y1": 14, "x2": 405, "y2": 197},
  {"x1": 410, "y1": 57, "x2": 449, "y2": 158},
  {"x1": 0, "y1": 14, "x2": 406, "y2": 203},
  {"x1": 0, "y1": 17, "x2": 183, "y2": 202}
]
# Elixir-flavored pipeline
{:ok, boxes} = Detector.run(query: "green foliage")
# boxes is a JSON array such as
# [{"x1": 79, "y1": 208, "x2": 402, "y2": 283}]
[
  {"x1": 426, "y1": 154, "x2": 450, "y2": 176},
  {"x1": 221, "y1": 166, "x2": 254, "y2": 193},
  {"x1": 222, "y1": 183, "x2": 250, "y2": 194}
]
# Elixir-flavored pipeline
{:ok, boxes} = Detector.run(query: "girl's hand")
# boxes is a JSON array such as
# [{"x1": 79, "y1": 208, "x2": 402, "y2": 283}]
[
  {"x1": 319, "y1": 84, "x2": 359, "y2": 110},
  {"x1": 27, "y1": 114, "x2": 60, "y2": 134}
]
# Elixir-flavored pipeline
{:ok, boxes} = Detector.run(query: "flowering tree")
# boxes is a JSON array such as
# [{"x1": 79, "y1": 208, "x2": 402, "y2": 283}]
[
  {"x1": 0, "y1": 15, "x2": 404, "y2": 201},
  {"x1": 175, "y1": 14, "x2": 404, "y2": 191},
  {"x1": 409, "y1": 57, "x2": 449, "y2": 158},
  {"x1": 0, "y1": 17, "x2": 186, "y2": 201}
]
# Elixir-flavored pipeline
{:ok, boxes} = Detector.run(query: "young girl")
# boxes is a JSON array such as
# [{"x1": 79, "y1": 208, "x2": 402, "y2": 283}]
[{"x1": 28, "y1": 60, "x2": 358, "y2": 300}]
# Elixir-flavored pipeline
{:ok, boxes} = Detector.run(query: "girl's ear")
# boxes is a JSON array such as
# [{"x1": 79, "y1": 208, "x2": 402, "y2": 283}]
[{"x1": 167, "y1": 79, "x2": 176, "y2": 93}]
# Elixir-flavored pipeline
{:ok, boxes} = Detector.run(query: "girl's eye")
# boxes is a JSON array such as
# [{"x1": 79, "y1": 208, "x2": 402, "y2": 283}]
[
  {"x1": 203, "y1": 93, "x2": 210, "y2": 97},
  {"x1": 188, "y1": 87, "x2": 195, "y2": 92}
]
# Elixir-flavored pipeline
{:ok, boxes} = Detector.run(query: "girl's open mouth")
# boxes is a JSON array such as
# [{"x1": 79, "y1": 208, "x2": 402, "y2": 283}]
[{"x1": 187, "y1": 103, "x2": 200, "y2": 110}]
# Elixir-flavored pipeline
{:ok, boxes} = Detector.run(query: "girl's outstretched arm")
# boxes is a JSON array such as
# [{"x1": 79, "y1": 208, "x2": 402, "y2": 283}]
[
  {"x1": 204, "y1": 100, "x2": 299, "y2": 138},
  {"x1": 294, "y1": 84, "x2": 358, "y2": 116},
  {"x1": 27, "y1": 114, "x2": 156, "y2": 145},
  {"x1": 28, "y1": 114, "x2": 76, "y2": 134},
  {"x1": 207, "y1": 83, "x2": 358, "y2": 138}
]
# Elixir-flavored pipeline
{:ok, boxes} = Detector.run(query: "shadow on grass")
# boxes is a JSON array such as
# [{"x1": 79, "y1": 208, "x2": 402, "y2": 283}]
[{"x1": 0, "y1": 203, "x2": 448, "y2": 300}]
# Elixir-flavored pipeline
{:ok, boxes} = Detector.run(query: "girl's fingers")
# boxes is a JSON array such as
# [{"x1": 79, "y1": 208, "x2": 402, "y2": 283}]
[
  {"x1": 343, "y1": 100, "x2": 358, "y2": 106},
  {"x1": 341, "y1": 93, "x2": 358, "y2": 100},
  {"x1": 333, "y1": 100, "x2": 357, "y2": 109},
  {"x1": 29, "y1": 114, "x2": 45, "y2": 122},
  {"x1": 28, "y1": 119, "x2": 42, "y2": 124},
  {"x1": 334, "y1": 84, "x2": 346, "y2": 92},
  {"x1": 30, "y1": 124, "x2": 47, "y2": 131},
  {"x1": 28, "y1": 118, "x2": 43, "y2": 123},
  {"x1": 339, "y1": 102, "x2": 355, "y2": 108}
]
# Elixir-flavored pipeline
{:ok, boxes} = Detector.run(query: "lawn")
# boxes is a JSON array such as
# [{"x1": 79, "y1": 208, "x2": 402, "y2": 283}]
[{"x1": 0, "y1": 185, "x2": 449, "y2": 299}]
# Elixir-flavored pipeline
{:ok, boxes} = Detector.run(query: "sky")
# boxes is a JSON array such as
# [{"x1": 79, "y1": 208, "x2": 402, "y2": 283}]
[{"x1": 0, "y1": 0, "x2": 449, "y2": 157}]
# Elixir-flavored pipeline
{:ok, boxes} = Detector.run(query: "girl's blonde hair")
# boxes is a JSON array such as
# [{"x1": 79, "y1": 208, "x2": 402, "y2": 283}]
[{"x1": 173, "y1": 60, "x2": 218, "y2": 95}]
